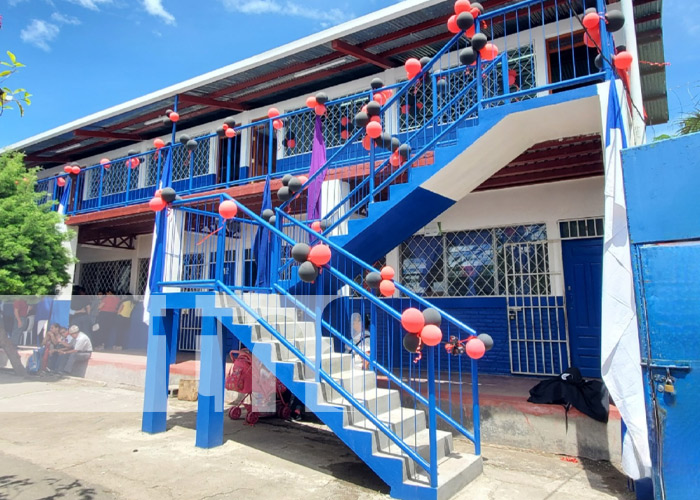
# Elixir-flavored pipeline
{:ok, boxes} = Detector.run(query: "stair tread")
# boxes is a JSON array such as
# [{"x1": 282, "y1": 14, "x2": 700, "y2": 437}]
[
  {"x1": 351, "y1": 406, "x2": 425, "y2": 429},
  {"x1": 408, "y1": 452, "x2": 483, "y2": 488}
]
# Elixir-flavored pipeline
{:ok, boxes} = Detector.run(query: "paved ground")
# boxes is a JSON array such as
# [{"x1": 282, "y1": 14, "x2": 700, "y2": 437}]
[{"x1": 0, "y1": 371, "x2": 634, "y2": 500}]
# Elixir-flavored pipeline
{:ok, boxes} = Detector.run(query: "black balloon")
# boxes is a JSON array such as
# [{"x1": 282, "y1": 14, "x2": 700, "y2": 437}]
[
  {"x1": 320, "y1": 219, "x2": 331, "y2": 230},
  {"x1": 478, "y1": 333, "x2": 494, "y2": 351},
  {"x1": 127, "y1": 149, "x2": 138, "y2": 156},
  {"x1": 186, "y1": 139, "x2": 198, "y2": 151},
  {"x1": 262, "y1": 208, "x2": 274, "y2": 221},
  {"x1": 398, "y1": 144, "x2": 411, "y2": 159},
  {"x1": 616, "y1": 45, "x2": 627, "y2": 53},
  {"x1": 292, "y1": 242, "x2": 311, "y2": 263},
  {"x1": 277, "y1": 186, "x2": 291, "y2": 202},
  {"x1": 595, "y1": 54, "x2": 604, "y2": 70},
  {"x1": 370, "y1": 77, "x2": 384, "y2": 90},
  {"x1": 459, "y1": 47, "x2": 477, "y2": 66},
  {"x1": 422, "y1": 308, "x2": 442, "y2": 327},
  {"x1": 268, "y1": 215, "x2": 276, "y2": 226},
  {"x1": 179, "y1": 134, "x2": 190, "y2": 145},
  {"x1": 366, "y1": 101, "x2": 381, "y2": 117},
  {"x1": 355, "y1": 112, "x2": 369, "y2": 128},
  {"x1": 436, "y1": 79, "x2": 447, "y2": 93},
  {"x1": 288, "y1": 176, "x2": 303, "y2": 193},
  {"x1": 216, "y1": 127, "x2": 226, "y2": 137},
  {"x1": 379, "y1": 132, "x2": 393, "y2": 150},
  {"x1": 315, "y1": 92, "x2": 329, "y2": 105},
  {"x1": 281, "y1": 174, "x2": 293, "y2": 186},
  {"x1": 472, "y1": 2, "x2": 484, "y2": 14},
  {"x1": 365, "y1": 271, "x2": 382, "y2": 289},
  {"x1": 456, "y1": 12, "x2": 474, "y2": 31},
  {"x1": 585, "y1": 7, "x2": 597, "y2": 15},
  {"x1": 224, "y1": 117, "x2": 237, "y2": 128},
  {"x1": 471, "y1": 33, "x2": 488, "y2": 52},
  {"x1": 160, "y1": 187, "x2": 177, "y2": 203},
  {"x1": 391, "y1": 137, "x2": 401, "y2": 152},
  {"x1": 403, "y1": 333, "x2": 421, "y2": 353},
  {"x1": 420, "y1": 56, "x2": 431, "y2": 69},
  {"x1": 165, "y1": 109, "x2": 173, "y2": 117},
  {"x1": 298, "y1": 261, "x2": 319, "y2": 283},
  {"x1": 605, "y1": 10, "x2": 625, "y2": 32}
]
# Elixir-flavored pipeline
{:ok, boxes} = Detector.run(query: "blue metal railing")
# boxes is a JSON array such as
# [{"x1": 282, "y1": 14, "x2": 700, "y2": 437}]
[{"x1": 35, "y1": 0, "x2": 609, "y2": 218}]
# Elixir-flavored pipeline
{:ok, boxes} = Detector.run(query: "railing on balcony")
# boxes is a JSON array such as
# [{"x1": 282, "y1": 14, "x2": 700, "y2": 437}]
[{"x1": 35, "y1": 0, "x2": 611, "y2": 216}]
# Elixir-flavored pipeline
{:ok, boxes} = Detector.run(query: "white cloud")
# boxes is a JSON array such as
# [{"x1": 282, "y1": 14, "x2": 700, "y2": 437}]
[
  {"x1": 221, "y1": 0, "x2": 350, "y2": 24},
  {"x1": 20, "y1": 19, "x2": 60, "y2": 51},
  {"x1": 142, "y1": 0, "x2": 176, "y2": 25},
  {"x1": 67, "y1": 0, "x2": 112, "y2": 11},
  {"x1": 51, "y1": 12, "x2": 81, "y2": 25}
]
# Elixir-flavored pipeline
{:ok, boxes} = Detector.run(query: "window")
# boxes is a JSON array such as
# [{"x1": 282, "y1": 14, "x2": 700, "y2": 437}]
[
  {"x1": 243, "y1": 248, "x2": 257, "y2": 288},
  {"x1": 559, "y1": 217, "x2": 604, "y2": 239},
  {"x1": 284, "y1": 93, "x2": 367, "y2": 156},
  {"x1": 79, "y1": 260, "x2": 132, "y2": 295},
  {"x1": 137, "y1": 258, "x2": 150, "y2": 296},
  {"x1": 399, "y1": 224, "x2": 547, "y2": 297}
]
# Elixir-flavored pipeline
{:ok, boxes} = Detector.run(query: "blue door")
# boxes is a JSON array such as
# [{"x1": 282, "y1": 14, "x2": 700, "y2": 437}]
[{"x1": 562, "y1": 238, "x2": 603, "y2": 378}]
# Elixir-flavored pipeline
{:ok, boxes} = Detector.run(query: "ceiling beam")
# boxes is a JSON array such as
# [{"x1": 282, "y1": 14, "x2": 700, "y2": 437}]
[
  {"x1": 331, "y1": 40, "x2": 393, "y2": 69},
  {"x1": 25, "y1": 155, "x2": 73, "y2": 164},
  {"x1": 636, "y1": 28, "x2": 662, "y2": 45},
  {"x1": 178, "y1": 94, "x2": 249, "y2": 111},
  {"x1": 74, "y1": 129, "x2": 145, "y2": 141}
]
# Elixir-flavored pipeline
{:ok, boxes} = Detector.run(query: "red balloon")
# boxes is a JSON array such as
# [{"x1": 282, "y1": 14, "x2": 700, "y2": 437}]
[
  {"x1": 273, "y1": 119, "x2": 283, "y2": 130},
  {"x1": 374, "y1": 92, "x2": 386, "y2": 106},
  {"x1": 149, "y1": 196, "x2": 167, "y2": 212},
  {"x1": 225, "y1": 128, "x2": 236, "y2": 138},
  {"x1": 311, "y1": 221, "x2": 322, "y2": 232},
  {"x1": 154, "y1": 138, "x2": 165, "y2": 149},
  {"x1": 100, "y1": 158, "x2": 110, "y2": 167},
  {"x1": 268, "y1": 107, "x2": 280, "y2": 119},
  {"x1": 380, "y1": 266, "x2": 395, "y2": 280},
  {"x1": 470, "y1": 6, "x2": 480, "y2": 18},
  {"x1": 340, "y1": 116, "x2": 349, "y2": 126},
  {"x1": 70, "y1": 166, "x2": 81, "y2": 175},
  {"x1": 582, "y1": 12, "x2": 600, "y2": 30},
  {"x1": 447, "y1": 15, "x2": 460, "y2": 34},
  {"x1": 362, "y1": 135, "x2": 372, "y2": 151},
  {"x1": 466, "y1": 338, "x2": 486, "y2": 359},
  {"x1": 297, "y1": 175, "x2": 308, "y2": 184},
  {"x1": 583, "y1": 30, "x2": 601, "y2": 48},
  {"x1": 361, "y1": 104, "x2": 368, "y2": 113},
  {"x1": 421, "y1": 324, "x2": 443, "y2": 347},
  {"x1": 366, "y1": 121, "x2": 382, "y2": 138},
  {"x1": 287, "y1": 139, "x2": 296, "y2": 148},
  {"x1": 169, "y1": 112, "x2": 180, "y2": 122},
  {"x1": 222, "y1": 123, "x2": 229, "y2": 130},
  {"x1": 370, "y1": 115, "x2": 381, "y2": 123},
  {"x1": 405, "y1": 58, "x2": 422, "y2": 77},
  {"x1": 390, "y1": 152, "x2": 400, "y2": 167},
  {"x1": 306, "y1": 96, "x2": 317, "y2": 108},
  {"x1": 508, "y1": 69, "x2": 517, "y2": 86},
  {"x1": 57, "y1": 176, "x2": 66, "y2": 187},
  {"x1": 466, "y1": 24, "x2": 476, "y2": 38},
  {"x1": 454, "y1": 0, "x2": 471, "y2": 15},
  {"x1": 340, "y1": 129, "x2": 349, "y2": 140},
  {"x1": 128, "y1": 158, "x2": 140, "y2": 169},
  {"x1": 480, "y1": 43, "x2": 499, "y2": 61},
  {"x1": 315, "y1": 104, "x2": 326, "y2": 116},
  {"x1": 155, "y1": 189, "x2": 162, "y2": 197},
  {"x1": 63, "y1": 165, "x2": 72, "y2": 173},
  {"x1": 401, "y1": 308, "x2": 425, "y2": 334},
  {"x1": 379, "y1": 279, "x2": 395, "y2": 297},
  {"x1": 614, "y1": 51, "x2": 634, "y2": 71},
  {"x1": 219, "y1": 200, "x2": 238, "y2": 219},
  {"x1": 308, "y1": 244, "x2": 332, "y2": 266}
]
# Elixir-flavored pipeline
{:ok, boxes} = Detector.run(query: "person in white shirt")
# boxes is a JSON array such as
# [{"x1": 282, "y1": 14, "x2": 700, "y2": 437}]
[
  {"x1": 346, "y1": 313, "x2": 371, "y2": 369},
  {"x1": 55, "y1": 325, "x2": 93, "y2": 375}
]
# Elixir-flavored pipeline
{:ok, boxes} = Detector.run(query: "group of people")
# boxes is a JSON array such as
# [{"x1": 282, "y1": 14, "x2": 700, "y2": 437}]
[
  {"x1": 70, "y1": 287, "x2": 135, "y2": 351},
  {"x1": 33, "y1": 322, "x2": 93, "y2": 375}
]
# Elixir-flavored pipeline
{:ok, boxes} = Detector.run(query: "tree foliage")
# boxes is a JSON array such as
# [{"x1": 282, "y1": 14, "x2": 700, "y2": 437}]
[
  {"x1": 678, "y1": 110, "x2": 700, "y2": 136},
  {"x1": 0, "y1": 51, "x2": 32, "y2": 117},
  {"x1": 0, "y1": 152, "x2": 74, "y2": 295}
]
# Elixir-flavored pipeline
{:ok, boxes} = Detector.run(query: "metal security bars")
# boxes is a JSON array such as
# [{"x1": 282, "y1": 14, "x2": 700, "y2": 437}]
[
  {"x1": 559, "y1": 217, "x2": 604, "y2": 239},
  {"x1": 400, "y1": 224, "x2": 548, "y2": 297},
  {"x1": 79, "y1": 260, "x2": 132, "y2": 295}
]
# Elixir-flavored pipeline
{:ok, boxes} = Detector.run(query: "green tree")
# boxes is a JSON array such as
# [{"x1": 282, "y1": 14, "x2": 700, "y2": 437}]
[
  {"x1": 678, "y1": 110, "x2": 700, "y2": 136},
  {"x1": 0, "y1": 153, "x2": 74, "y2": 375},
  {"x1": 0, "y1": 51, "x2": 32, "y2": 117}
]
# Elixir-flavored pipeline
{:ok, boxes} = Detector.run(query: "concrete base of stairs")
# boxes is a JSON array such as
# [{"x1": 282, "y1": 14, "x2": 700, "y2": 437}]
[{"x1": 2, "y1": 348, "x2": 620, "y2": 463}]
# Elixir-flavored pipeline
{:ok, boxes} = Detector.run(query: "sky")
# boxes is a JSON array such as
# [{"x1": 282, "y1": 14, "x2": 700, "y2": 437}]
[{"x1": 0, "y1": 0, "x2": 696, "y2": 148}]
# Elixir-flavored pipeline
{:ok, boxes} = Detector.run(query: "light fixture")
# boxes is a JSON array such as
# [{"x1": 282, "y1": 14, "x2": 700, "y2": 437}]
[
  {"x1": 293, "y1": 57, "x2": 352, "y2": 78},
  {"x1": 55, "y1": 142, "x2": 84, "y2": 153}
]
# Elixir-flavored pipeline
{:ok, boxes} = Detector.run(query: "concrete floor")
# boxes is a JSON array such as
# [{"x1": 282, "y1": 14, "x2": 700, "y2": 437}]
[{"x1": 0, "y1": 371, "x2": 633, "y2": 500}]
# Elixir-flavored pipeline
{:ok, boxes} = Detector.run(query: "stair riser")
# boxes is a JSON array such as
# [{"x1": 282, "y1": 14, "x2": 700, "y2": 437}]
[
  {"x1": 350, "y1": 409, "x2": 427, "y2": 439},
  {"x1": 320, "y1": 372, "x2": 378, "y2": 401},
  {"x1": 327, "y1": 389, "x2": 402, "y2": 416},
  {"x1": 302, "y1": 354, "x2": 355, "y2": 378}
]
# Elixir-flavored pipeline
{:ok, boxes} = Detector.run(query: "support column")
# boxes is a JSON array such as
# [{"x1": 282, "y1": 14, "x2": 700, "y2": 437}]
[
  {"x1": 142, "y1": 300, "x2": 175, "y2": 434},
  {"x1": 195, "y1": 315, "x2": 225, "y2": 448}
]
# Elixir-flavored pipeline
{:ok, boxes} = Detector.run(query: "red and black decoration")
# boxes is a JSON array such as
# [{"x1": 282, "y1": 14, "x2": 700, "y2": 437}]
[{"x1": 292, "y1": 240, "x2": 332, "y2": 284}]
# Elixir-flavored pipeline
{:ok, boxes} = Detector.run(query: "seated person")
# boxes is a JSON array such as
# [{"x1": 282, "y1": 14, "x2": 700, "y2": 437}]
[
  {"x1": 47, "y1": 327, "x2": 75, "y2": 372},
  {"x1": 54, "y1": 325, "x2": 93, "y2": 375}
]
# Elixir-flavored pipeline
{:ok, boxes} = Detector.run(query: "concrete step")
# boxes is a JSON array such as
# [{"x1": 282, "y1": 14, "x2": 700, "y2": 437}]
[
  {"x1": 304, "y1": 352, "x2": 356, "y2": 377},
  {"x1": 325, "y1": 386, "x2": 401, "y2": 416},
  {"x1": 319, "y1": 369, "x2": 378, "y2": 401},
  {"x1": 409, "y1": 452, "x2": 484, "y2": 500},
  {"x1": 349, "y1": 407, "x2": 427, "y2": 440}
]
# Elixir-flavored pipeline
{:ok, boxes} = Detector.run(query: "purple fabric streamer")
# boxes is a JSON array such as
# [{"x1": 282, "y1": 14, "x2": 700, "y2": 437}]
[{"x1": 306, "y1": 116, "x2": 327, "y2": 220}]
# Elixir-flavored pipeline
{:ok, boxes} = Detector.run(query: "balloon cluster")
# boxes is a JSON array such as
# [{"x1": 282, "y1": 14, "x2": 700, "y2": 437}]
[
  {"x1": 63, "y1": 165, "x2": 82, "y2": 175},
  {"x1": 149, "y1": 186, "x2": 178, "y2": 212},
  {"x1": 447, "y1": 1, "x2": 484, "y2": 37},
  {"x1": 218, "y1": 117, "x2": 239, "y2": 139},
  {"x1": 364, "y1": 266, "x2": 396, "y2": 298},
  {"x1": 165, "y1": 108, "x2": 179, "y2": 123},
  {"x1": 268, "y1": 108, "x2": 284, "y2": 131},
  {"x1": 277, "y1": 173, "x2": 308, "y2": 202},
  {"x1": 292, "y1": 241, "x2": 332, "y2": 283},
  {"x1": 126, "y1": 150, "x2": 141, "y2": 168},
  {"x1": 445, "y1": 333, "x2": 493, "y2": 360},
  {"x1": 581, "y1": 9, "x2": 631, "y2": 71},
  {"x1": 57, "y1": 176, "x2": 67, "y2": 187},
  {"x1": 283, "y1": 132, "x2": 297, "y2": 149},
  {"x1": 401, "y1": 308, "x2": 444, "y2": 361},
  {"x1": 306, "y1": 92, "x2": 329, "y2": 116}
]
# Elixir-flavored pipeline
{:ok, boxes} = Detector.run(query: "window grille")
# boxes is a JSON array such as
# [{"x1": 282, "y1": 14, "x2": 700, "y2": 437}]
[
  {"x1": 79, "y1": 259, "x2": 132, "y2": 295},
  {"x1": 559, "y1": 217, "x2": 604, "y2": 240},
  {"x1": 137, "y1": 258, "x2": 150, "y2": 296},
  {"x1": 399, "y1": 224, "x2": 547, "y2": 297}
]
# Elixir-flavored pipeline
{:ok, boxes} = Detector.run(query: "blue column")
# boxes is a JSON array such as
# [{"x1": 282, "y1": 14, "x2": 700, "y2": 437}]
[
  {"x1": 142, "y1": 305, "x2": 174, "y2": 434},
  {"x1": 196, "y1": 315, "x2": 225, "y2": 448}
]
